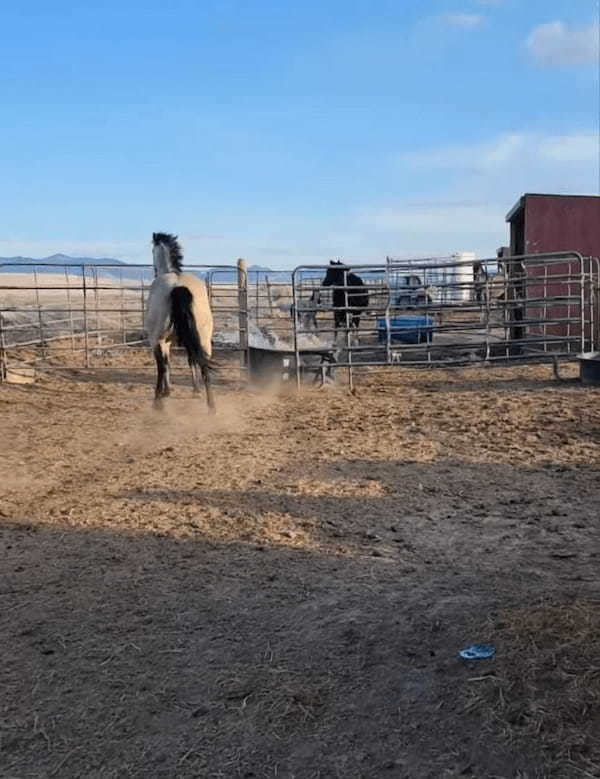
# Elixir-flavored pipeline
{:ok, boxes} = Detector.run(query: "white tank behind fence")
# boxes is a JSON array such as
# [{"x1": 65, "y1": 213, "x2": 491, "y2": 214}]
[
  {"x1": 386, "y1": 252, "x2": 476, "y2": 305},
  {"x1": 450, "y1": 252, "x2": 476, "y2": 303}
]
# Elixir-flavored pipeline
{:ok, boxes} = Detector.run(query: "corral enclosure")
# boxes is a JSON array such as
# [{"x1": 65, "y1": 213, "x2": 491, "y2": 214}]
[
  {"x1": 2, "y1": 251, "x2": 599, "y2": 387},
  {"x1": 2, "y1": 254, "x2": 600, "y2": 778}
]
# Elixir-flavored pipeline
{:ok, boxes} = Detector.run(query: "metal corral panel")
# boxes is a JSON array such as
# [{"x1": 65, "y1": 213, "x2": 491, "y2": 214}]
[{"x1": 506, "y1": 195, "x2": 600, "y2": 341}]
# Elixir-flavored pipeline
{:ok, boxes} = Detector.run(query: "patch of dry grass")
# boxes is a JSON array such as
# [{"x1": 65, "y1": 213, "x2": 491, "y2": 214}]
[{"x1": 465, "y1": 601, "x2": 600, "y2": 777}]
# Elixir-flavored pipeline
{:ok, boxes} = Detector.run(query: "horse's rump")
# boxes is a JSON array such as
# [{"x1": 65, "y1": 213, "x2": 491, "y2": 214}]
[
  {"x1": 169, "y1": 286, "x2": 214, "y2": 369},
  {"x1": 148, "y1": 273, "x2": 213, "y2": 357}
]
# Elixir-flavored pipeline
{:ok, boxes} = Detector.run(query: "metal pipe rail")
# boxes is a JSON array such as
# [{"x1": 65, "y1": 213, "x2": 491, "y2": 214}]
[
  {"x1": 291, "y1": 251, "x2": 598, "y2": 388},
  {"x1": 0, "y1": 260, "x2": 250, "y2": 380}
]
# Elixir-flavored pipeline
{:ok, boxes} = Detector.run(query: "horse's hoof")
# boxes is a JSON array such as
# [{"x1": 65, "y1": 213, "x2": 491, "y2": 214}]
[{"x1": 153, "y1": 398, "x2": 164, "y2": 410}]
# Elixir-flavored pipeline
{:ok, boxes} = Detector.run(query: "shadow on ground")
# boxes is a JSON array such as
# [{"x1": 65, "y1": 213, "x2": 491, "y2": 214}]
[{"x1": 2, "y1": 519, "x2": 548, "y2": 779}]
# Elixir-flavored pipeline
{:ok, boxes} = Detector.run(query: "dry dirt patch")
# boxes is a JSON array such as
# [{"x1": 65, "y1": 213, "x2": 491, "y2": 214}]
[{"x1": 1, "y1": 354, "x2": 600, "y2": 778}]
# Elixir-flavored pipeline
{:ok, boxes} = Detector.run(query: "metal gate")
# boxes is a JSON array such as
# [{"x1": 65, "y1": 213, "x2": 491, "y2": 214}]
[
  {"x1": 0, "y1": 260, "x2": 250, "y2": 380},
  {"x1": 291, "y1": 252, "x2": 600, "y2": 388}
]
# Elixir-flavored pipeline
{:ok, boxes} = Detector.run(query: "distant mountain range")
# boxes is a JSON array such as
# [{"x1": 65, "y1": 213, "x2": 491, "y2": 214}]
[
  {"x1": 0, "y1": 254, "x2": 298, "y2": 283},
  {"x1": 0, "y1": 254, "x2": 133, "y2": 278}
]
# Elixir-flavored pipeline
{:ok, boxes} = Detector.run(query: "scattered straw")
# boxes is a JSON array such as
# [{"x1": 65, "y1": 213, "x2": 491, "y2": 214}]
[{"x1": 464, "y1": 600, "x2": 600, "y2": 776}]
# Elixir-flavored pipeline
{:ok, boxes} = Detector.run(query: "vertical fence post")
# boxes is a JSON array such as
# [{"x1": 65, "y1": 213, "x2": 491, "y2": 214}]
[
  {"x1": 206, "y1": 270, "x2": 213, "y2": 304},
  {"x1": 93, "y1": 266, "x2": 100, "y2": 347},
  {"x1": 64, "y1": 266, "x2": 76, "y2": 354},
  {"x1": 579, "y1": 255, "x2": 585, "y2": 355},
  {"x1": 120, "y1": 268, "x2": 126, "y2": 345},
  {"x1": 140, "y1": 274, "x2": 146, "y2": 339},
  {"x1": 0, "y1": 313, "x2": 7, "y2": 381},
  {"x1": 292, "y1": 268, "x2": 301, "y2": 389},
  {"x1": 484, "y1": 274, "x2": 492, "y2": 361},
  {"x1": 237, "y1": 258, "x2": 249, "y2": 382},
  {"x1": 343, "y1": 269, "x2": 354, "y2": 392},
  {"x1": 593, "y1": 257, "x2": 600, "y2": 352},
  {"x1": 82, "y1": 266, "x2": 90, "y2": 368},
  {"x1": 32, "y1": 267, "x2": 46, "y2": 358},
  {"x1": 266, "y1": 275, "x2": 274, "y2": 316},
  {"x1": 255, "y1": 271, "x2": 260, "y2": 326},
  {"x1": 586, "y1": 258, "x2": 593, "y2": 352}
]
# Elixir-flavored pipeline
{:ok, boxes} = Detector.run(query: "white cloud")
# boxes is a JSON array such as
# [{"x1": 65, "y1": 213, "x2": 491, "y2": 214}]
[
  {"x1": 527, "y1": 21, "x2": 599, "y2": 66},
  {"x1": 401, "y1": 131, "x2": 597, "y2": 174},
  {"x1": 357, "y1": 129, "x2": 599, "y2": 258},
  {"x1": 363, "y1": 201, "x2": 501, "y2": 251},
  {"x1": 440, "y1": 12, "x2": 486, "y2": 29},
  {"x1": 538, "y1": 132, "x2": 598, "y2": 163},
  {"x1": 400, "y1": 132, "x2": 527, "y2": 173},
  {"x1": 351, "y1": 198, "x2": 505, "y2": 258}
]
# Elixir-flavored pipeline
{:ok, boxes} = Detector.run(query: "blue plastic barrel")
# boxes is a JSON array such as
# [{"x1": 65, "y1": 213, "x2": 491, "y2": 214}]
[{"x1": 377, "y1": 316, "x2": 434, "y2": 344}]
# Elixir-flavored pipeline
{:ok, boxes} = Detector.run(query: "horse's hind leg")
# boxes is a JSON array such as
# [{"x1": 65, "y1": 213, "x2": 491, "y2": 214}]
[
  {"x1": 190, "y1": 362, "x2": 202, "y2": 395},
  {"x1": 202, "y1": 365, "x2": 216, "y2": 414},
  {"x1": 162, "y1": 341, "x2": 172, "y2": 396},
  {"x1": 153, "y1": 343, "x2": 169, "y2": 406}
]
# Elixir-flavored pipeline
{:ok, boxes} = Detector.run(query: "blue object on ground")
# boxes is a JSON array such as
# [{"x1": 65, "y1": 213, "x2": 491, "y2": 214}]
[
  {"x1": 377, "y1": 316, "x2": 434, "y2": 345},
  {"x1": 458, "y1": 643, "x2": 496, "y2": 660}
]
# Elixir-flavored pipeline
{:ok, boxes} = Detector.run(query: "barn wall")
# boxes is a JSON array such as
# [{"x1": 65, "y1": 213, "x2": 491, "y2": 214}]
[
  {"x1": 507, "y1": 195, "x2": 600, "y2": 346},
  {"x1": 524, "y1": 195, "x2": 600, "y2": 256}
]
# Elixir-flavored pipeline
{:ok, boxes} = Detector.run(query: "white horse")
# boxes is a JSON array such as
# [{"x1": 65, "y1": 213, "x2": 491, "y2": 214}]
[{"x1": 146, "y1": 232, "x2": 215, "y2": 411}]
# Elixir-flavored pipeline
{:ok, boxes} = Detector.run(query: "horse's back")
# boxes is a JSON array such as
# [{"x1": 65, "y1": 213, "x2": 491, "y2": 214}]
[{"x1": 151, "y1": 271, "x2": 206, "y2": 294}]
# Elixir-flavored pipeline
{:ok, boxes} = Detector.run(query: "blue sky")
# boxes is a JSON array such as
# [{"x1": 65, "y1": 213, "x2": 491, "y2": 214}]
[{"x1": 1, "y1": 0, "x2": 598, "y2": 267}]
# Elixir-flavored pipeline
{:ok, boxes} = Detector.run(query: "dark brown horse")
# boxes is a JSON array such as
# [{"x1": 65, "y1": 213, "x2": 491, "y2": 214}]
[{"x1": 321, "y1": 261, "x2": 369, "y2": 336}]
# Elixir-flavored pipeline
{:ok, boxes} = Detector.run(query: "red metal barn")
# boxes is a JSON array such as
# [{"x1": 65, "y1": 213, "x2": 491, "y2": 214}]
[{"x1": 505, "y1": 194, "x2": 600, "y2": 350}]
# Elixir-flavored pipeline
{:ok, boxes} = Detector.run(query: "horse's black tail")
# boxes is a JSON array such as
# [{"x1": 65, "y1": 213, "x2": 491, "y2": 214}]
[{"x1": 170, "y1": 286, "x2": 213, "y2": 369}]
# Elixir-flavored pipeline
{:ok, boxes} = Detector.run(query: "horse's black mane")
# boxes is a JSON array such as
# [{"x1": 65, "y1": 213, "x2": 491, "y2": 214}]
[{"x1": 153, "y1": 232, "x2": 183, "y2": 272}]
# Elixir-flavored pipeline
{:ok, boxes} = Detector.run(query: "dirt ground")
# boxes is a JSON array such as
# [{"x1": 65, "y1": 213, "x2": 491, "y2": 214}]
[{"x1": 2, "y1": 349, "x2": 600, "y2": 779}]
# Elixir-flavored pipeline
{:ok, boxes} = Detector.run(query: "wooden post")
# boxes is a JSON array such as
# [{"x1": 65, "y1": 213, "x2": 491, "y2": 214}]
[
  {"x1": 237, "y1": 258, "x2": 249, "y2": 380},
  {"x1": 206, "y1": 271, "x2": 213, "y2": 304}
]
